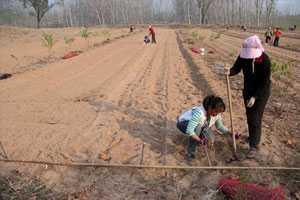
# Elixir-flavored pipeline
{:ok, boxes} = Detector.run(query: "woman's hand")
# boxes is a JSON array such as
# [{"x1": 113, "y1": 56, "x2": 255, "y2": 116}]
[
  {"x1": 223, "y1": 67, "x2": 230, "y2": 75},
  {"x1": 191, "y1": 134, "x2": 201, "y2": 143}
]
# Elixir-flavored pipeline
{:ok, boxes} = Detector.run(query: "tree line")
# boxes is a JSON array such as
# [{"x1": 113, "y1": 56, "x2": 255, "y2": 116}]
[{"x1": 0, "y1": 0, "x2": 298, "y2": 28}]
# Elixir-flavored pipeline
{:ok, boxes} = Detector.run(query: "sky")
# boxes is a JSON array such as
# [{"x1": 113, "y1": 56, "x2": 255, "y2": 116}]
[{"x1": 277, "y1": 0, "x2": 300, "y2": 14}]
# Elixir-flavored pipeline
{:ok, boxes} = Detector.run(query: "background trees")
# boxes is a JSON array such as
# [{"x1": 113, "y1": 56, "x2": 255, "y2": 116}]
[
  {"x1": 20, "y1": 0, "x2": 59, "y2": 28},
  {"x1": 0, "y1": 0, "x2": 299, "y2": 28}
]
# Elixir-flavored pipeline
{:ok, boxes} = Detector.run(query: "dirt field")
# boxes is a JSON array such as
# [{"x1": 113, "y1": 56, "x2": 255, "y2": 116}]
[{"x1": 0, "y1": 25, "x2": 299, "y2": 199}]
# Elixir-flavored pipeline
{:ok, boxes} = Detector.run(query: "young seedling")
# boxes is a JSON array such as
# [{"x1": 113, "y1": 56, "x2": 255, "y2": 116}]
[
  {"x1": 270, "y1": 57, "x2": 294, "y2": 78},
  {"x1": 64, "y1": 36, "x2": 75, "y2": 52},
  {"x1": 270, "y1": 57, "x2": 296, "y2": 114},
  {"x1": 197, "y1": 35, "x2": 205, "y2": 42},
  {"x1": 42, "y1": 32, "x2": 56, "y2": 58},
  {"x1": 80, "y1": 28, "x2": 91, "y2": 46},
  {"x1": 228, "y1": 51, "x2": 237, "y2": 57},
  {"x1": 101, "y1": 29, "x2": 111, "y2": 41},
  {"x1": 23, "y1": 31, "x2": 30, "y2": 35},
  {"x1": 186, "y1": 25, "x2": 193, "y2": 31},
  {"x1": 191, "y1": 31, "x2": 198, "y2": 38},
  {"x1": 210, "y1": 33, "x2": 221, "y2": 41}
]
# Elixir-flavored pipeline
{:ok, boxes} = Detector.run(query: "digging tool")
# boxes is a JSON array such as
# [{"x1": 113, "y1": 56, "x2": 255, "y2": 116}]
[
  {"x1": 200, "y1": 123, "x2": 212, "y2": 166},
  {"x1": 225, "y1": 64, "x2": 239, "y2": 162},
  {"x1": 204, "y1": 144, "x2": 212, "y2": 166}
]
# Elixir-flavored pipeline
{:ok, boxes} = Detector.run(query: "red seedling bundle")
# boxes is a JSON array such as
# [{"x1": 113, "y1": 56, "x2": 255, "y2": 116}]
[
  {"x1": 191, "y1": 47, "x2": 200, "y2": 54},
  {"x1": 219, "y1": 178, "x2": 285, "y2": 200},
  {"x1": 62, "y1": 52, "x2": 78, "y2": 59}
]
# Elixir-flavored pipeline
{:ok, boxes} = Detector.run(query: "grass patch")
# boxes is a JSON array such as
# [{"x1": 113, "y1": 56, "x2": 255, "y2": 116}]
[{"x1": 0, "y1": 175, "x2": 65, "y2": 200}]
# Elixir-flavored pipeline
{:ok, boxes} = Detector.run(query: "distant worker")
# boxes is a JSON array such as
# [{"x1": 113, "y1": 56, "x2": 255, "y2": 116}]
[
  {"x1": 273, "y1": 27, "x2": 282, "y2": 47},
  {"x1": 265, "y1": 28, "x2": 273, "y2": 44},
  {"x1": 241, "y1": 25, "x2": 247, "y2": 32},
  {"x1": 130, "y1": 25, "x2": 134, "y2": 32},
  {"x1": 144, "y1": 35, "x2": 150, "y2": 44},
  {"x1": 149, "y1": 25, "x2": 156, "y2": 44}
]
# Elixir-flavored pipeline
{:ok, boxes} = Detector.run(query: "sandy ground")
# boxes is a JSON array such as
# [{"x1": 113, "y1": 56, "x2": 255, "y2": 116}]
[{"x1": 0, "y1": 26, "x2": 299, "y2": 199}]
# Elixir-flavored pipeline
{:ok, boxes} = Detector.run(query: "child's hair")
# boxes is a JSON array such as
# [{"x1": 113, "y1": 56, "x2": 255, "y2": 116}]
[{"x1": 203, "y1": 95, "x2": 226, "y2": 112}]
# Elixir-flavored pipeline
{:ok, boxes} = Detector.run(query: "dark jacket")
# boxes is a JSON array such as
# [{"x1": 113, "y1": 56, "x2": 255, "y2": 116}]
[{"x1": 230, "y1": 52, "x2": 271, "y2": 99}]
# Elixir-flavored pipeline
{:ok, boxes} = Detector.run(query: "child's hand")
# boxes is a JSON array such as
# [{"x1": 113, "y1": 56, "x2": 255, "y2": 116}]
[
  {"x1": 235, "y1": 131, "x2": 241, "y2": 140},
  {"x1": 197, "y1": 139, "x2": 205, "y2": 145},
  {"x1": 198, "y1": 138, "x2": 214, "y2": 148}
]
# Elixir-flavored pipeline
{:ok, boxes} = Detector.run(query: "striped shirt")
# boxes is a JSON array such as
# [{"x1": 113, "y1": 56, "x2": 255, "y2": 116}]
[{"x1": 178, "y1": 106, "x2": 228, "y2": 136}]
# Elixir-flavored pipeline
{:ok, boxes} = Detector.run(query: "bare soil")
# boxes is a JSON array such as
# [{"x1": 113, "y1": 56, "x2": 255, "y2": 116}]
[{"x1": 0, "y1": 25, "x2": 299, "y2": 199}]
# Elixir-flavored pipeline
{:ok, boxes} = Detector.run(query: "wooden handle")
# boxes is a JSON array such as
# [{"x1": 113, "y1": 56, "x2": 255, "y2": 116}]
[{"x1": 225, "y1": 64, "x2": 237, "y2": 157}]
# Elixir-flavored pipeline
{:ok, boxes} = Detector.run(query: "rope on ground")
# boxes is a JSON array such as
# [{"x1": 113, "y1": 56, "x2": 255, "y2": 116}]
[{"x1": 1, "y1": 158, "x2": 300, "y2": 170}]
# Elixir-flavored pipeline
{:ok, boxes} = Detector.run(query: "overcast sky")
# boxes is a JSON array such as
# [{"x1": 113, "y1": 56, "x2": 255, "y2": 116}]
[{"x1": 277, "y1": 0, "x2": 300, "y2": 14}]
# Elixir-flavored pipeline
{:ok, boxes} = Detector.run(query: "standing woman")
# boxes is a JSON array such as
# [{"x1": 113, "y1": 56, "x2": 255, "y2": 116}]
[
  {"x1": 177, "y1": 95, "x2": 232, "y2": 158},
  {"x1": 226, "y1": 35, "x2": 271, "y2": 158}
]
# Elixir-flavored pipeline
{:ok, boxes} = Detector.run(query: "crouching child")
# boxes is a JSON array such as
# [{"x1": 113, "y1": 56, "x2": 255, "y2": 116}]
[
  {"x1": 177, "y1": 95, "x2": 233, "y2": 158},
  {"x1": 144, "y1": 35, "x2": 150, "y2": 44}
]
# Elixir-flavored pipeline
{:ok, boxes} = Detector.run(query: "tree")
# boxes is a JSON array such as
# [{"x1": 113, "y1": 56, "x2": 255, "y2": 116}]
[
  {"x1": 173, "y1": 0, "x2": 185, "y2": 23},
  {"x1": 265, "y1": 0, "x2": 276, "y2": 27},
  {"x1": 21, "y1": 0, "x2": 57, "y2": 28},
  {"x1": 196, "y1": 0, "x2": 215, "y2": 24},
  {"x1": 254, "y1": 0, "x2": 265, "y2": 27}
]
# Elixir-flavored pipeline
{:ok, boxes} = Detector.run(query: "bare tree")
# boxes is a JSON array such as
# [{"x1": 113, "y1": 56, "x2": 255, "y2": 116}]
[
  {"x1": 1, "y1": 0, "x2": 298, "y2": 28},
  {"x1": 238, "y1": 0, "x2": 242, "y2": 25},
  {"x1": 265, "y1": 0, "x2": 276, "y2": 27},
  {"x1": 173, "y1": 0, "x2": 185, "y2": 23},
  {"x1": 20, "y1": 0, "x2": 58, "y2": 28},
  {"x1": 231, "y1": 0, "x2": 235, "y2": 25},
  {"x1": 196, "y1": 0, "x2": 215, "y2": 24},
  {"x1": 254, "y1": 0, "x2": 265, "y2": 27},
  {"x1": 186, "y1": 0, "x2": 191, "y2": 24}
]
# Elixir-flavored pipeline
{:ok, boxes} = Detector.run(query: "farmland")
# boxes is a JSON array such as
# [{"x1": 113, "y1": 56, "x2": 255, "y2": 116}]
[{"x1": 0, "y1": 25, "x2": 299, "y2": 199}]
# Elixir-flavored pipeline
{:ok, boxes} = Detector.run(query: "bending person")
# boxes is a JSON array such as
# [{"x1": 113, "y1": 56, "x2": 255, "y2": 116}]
[{"x1": 177, "y1": 95, "x2": 232, "y2": 158}]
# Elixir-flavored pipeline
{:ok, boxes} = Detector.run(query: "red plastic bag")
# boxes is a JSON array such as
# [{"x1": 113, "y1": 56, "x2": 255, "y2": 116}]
[
  {"x1": 219, "y1": 178, "x2": 285, "y2": 200},
  {"x1": 62, "y1": 52, "x2": 78, "y2": 59}
]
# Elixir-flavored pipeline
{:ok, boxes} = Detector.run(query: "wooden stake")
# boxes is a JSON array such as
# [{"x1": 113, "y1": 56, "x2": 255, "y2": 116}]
[
  {"x1": 225, "y1": 64, "x2": 238, "y2": 160},
  {"x1": 140, "y1": 142, "x2": 145, "y2": 165}
]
